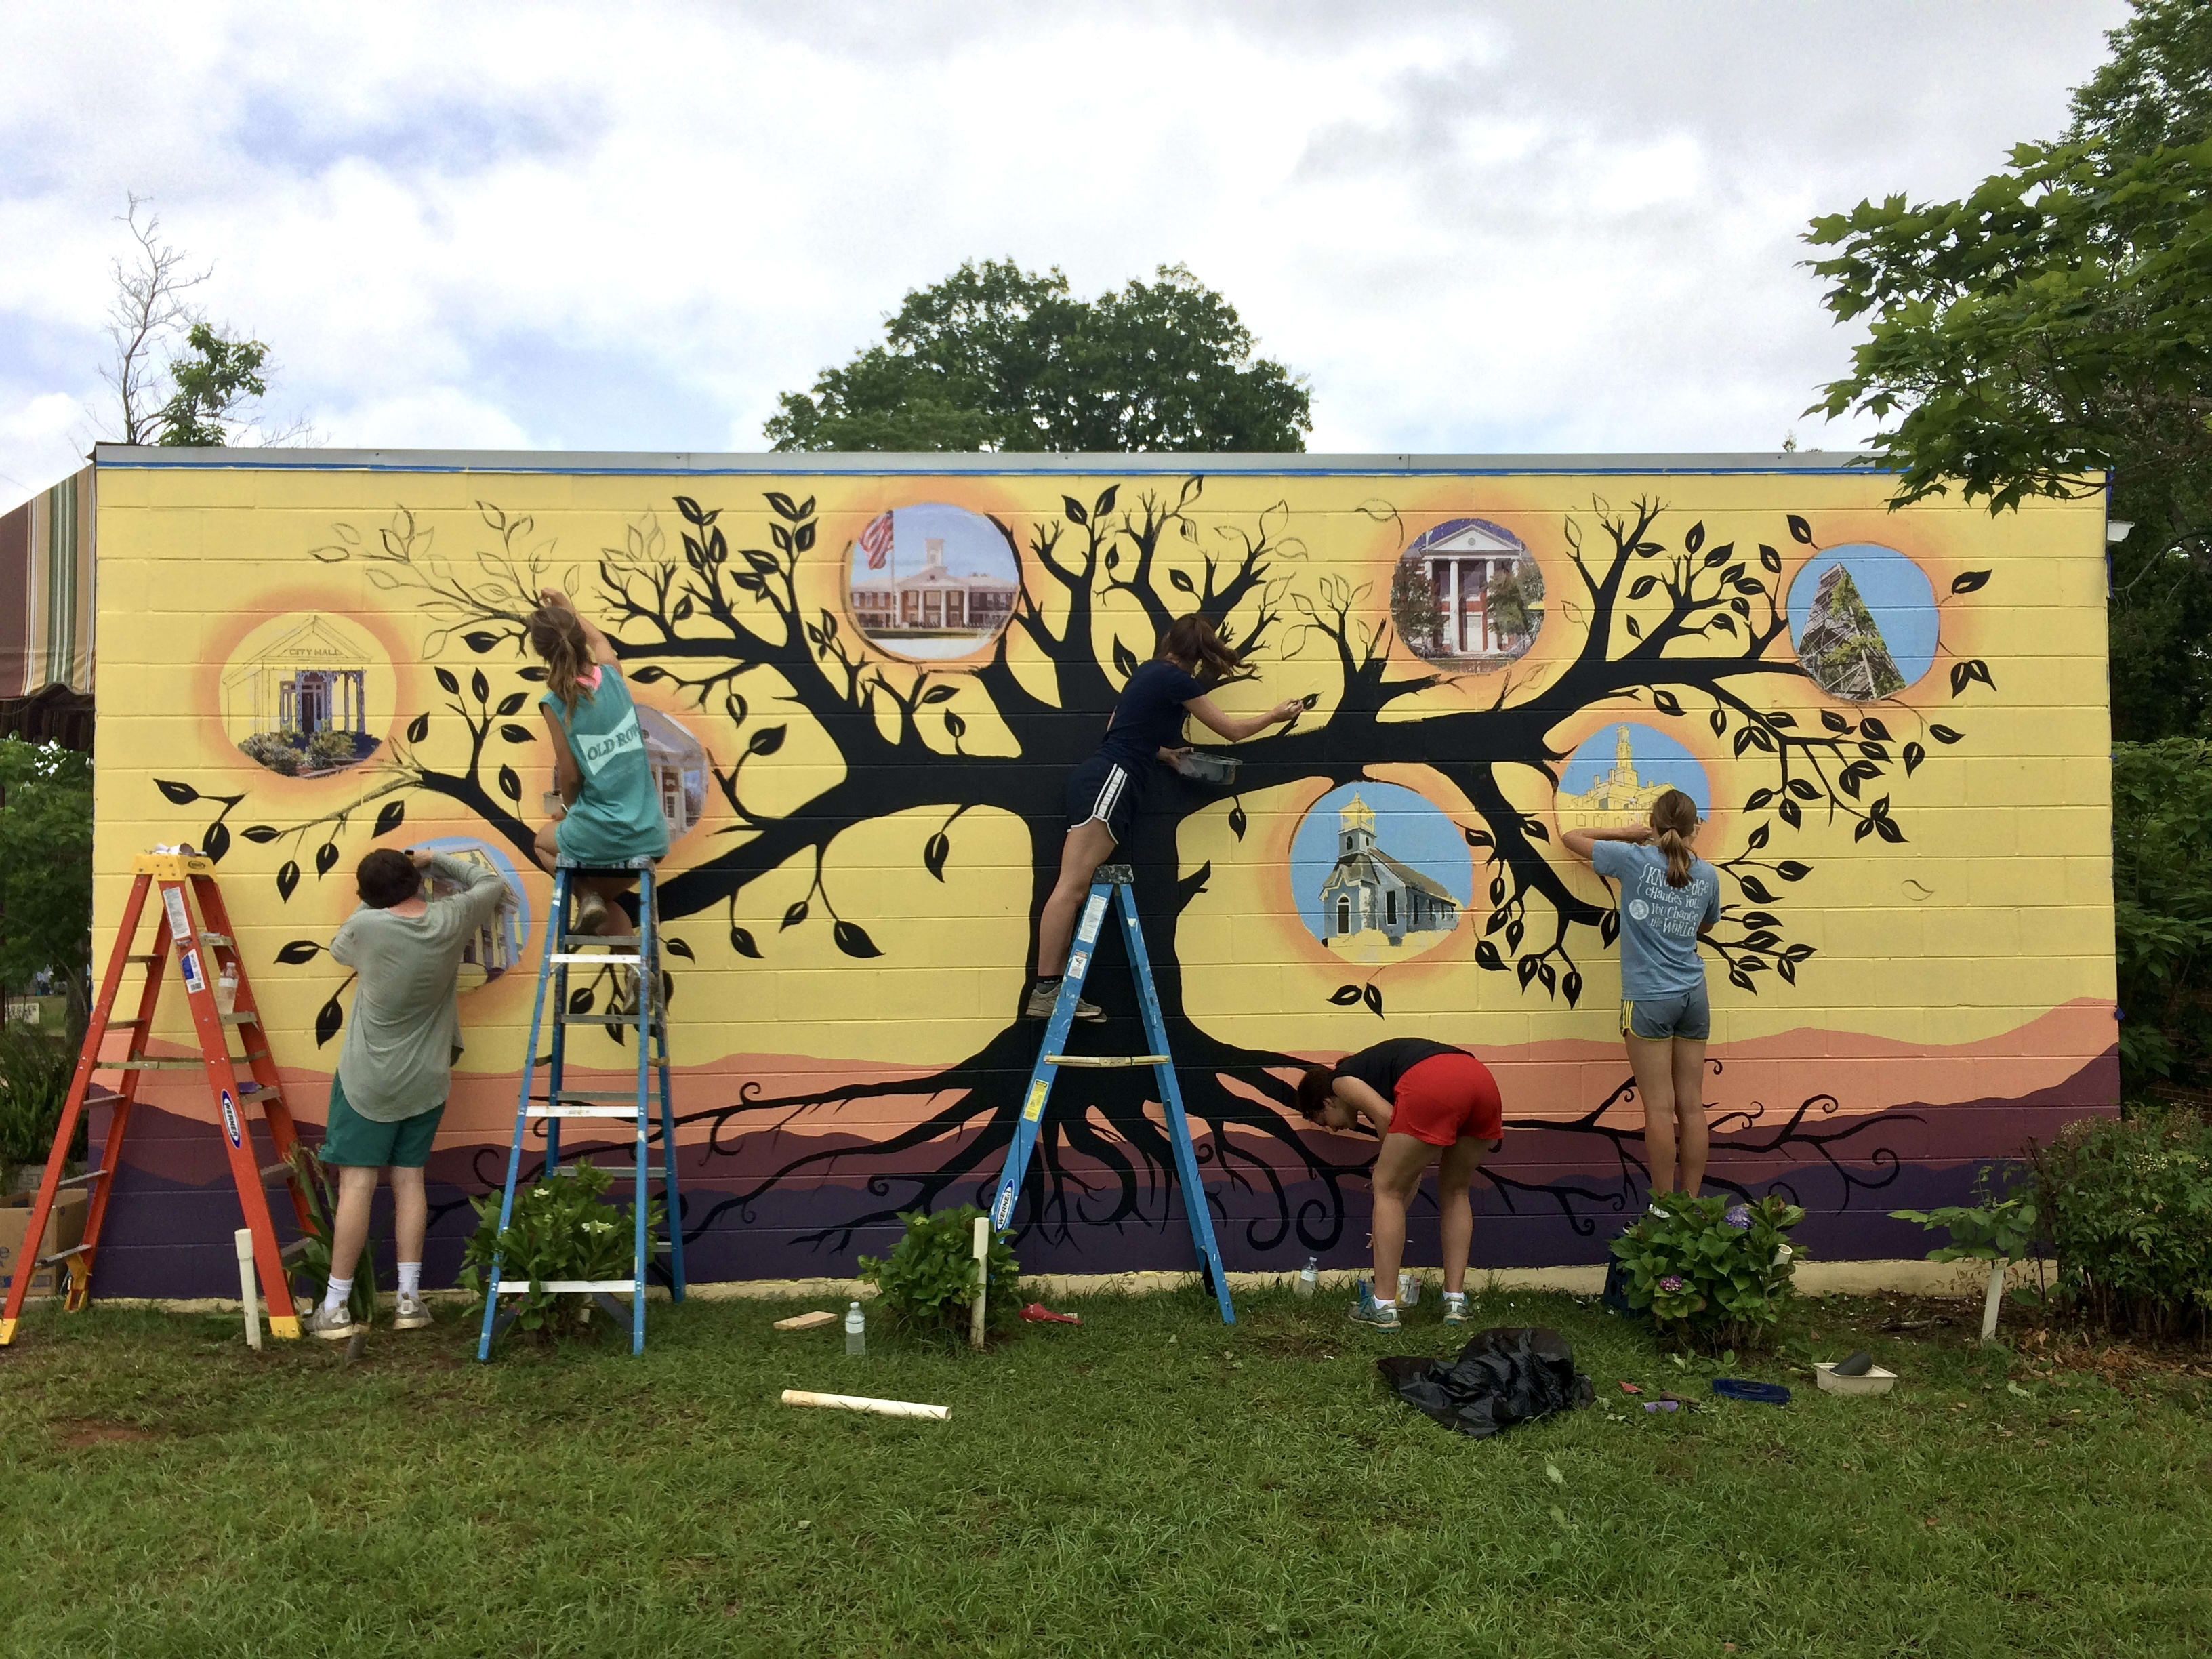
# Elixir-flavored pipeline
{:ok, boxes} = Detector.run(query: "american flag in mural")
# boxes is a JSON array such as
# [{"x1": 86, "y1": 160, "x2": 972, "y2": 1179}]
[{"x1": 858, "y1": 512, "x2": 894, "y2": 570}]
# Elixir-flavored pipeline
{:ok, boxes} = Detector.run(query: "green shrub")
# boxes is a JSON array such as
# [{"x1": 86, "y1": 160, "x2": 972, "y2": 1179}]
[
  {"x1": 281, "y1": 1143, "x2": 378, "y2": 1326},
  {"x1": 857, "y1": 1205, "x2": 1020, "y2": 1339},
  {"x1": 2112, "y1": 739, "x2": 2212, "y2": 1090},
  {"x1": 239, "y1": 731, "x2": 302, "y2": 775},
  {"x1": 1893, "y1": 1165, "x2": 2041, "y2": 1263},
  {"x1": 1608, "y1": 1193, "x2": 1805, "y2": 1353},
  {"x1": 458, "y1": 1164, "x2": 660, "y2": 1342},
  {"x1": 2028, "y1": 1108, "x2": 2212, "y2": 1341},
  {"x1": 0, "y1": 1026, "x2": 76, "y2": 1176},
  {"x1": 305, "y1": 727, "x2": 358, "y2": 771}
]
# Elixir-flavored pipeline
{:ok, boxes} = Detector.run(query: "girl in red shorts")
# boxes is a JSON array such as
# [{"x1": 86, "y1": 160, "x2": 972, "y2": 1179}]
[{"x1": 1295, "y1": 1038, "x2": 1503, "y2": 1332}]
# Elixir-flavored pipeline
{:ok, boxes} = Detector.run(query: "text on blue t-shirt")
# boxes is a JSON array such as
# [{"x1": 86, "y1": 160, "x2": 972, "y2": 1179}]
[{"x1": 1591, "y1": 840, "x2": 1720, "y2": 999}]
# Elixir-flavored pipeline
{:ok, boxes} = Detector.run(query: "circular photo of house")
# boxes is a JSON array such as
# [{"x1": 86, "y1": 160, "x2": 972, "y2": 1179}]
[
  {"x1": 411, "y1": 838, "x2": 529, "y2": 992},
  {"x1": 1290, "y1": 783, "x2": 1471, "y2": 964},
  {"x1": 1553, "y1": 723, "x2": 1712, "y2": 834},
  {"x1": 1393, "y1": 518, "x2": 1543, "y2": 672},
  {"x1": 1786, "y1": 544, "x2": 1938, "y2": 701},
  {"x1": 844, "y1": 503, "x2": 1021, "y2": 661},
  {"x1": 218, "y1": 612, "x2": 391, "y2": 777},
  {"x1": 637, "y1": 707, "x2": 710, "y2": 845}
]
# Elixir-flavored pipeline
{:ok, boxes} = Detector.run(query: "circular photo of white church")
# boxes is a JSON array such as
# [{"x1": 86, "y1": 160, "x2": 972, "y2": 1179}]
[
  {"x1": 1393, "y1": 518, "x2": 1543, "y2": 672},
  {"x1": 1290, "y1": 783, "x2": 1471, "y2": 964},
  {"x1": 844, "y1": 503, "x2": 1021, "y2": 661}
]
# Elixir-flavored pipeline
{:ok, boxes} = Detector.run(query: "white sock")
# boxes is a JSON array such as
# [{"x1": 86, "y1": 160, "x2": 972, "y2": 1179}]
[
  {"x1": 322, "y1": 1275, "x2": 353, "y2": 1313},
  {"x1": 397, "y1": 1262, "x2": 422, "y2": 1297},
  {"x1": 1444, "y1": 1290, "x2": 1468, "y2": 1304},
  {"x1": 1372, "y1": 1296, "x2": 1396, "y2": 1311}
]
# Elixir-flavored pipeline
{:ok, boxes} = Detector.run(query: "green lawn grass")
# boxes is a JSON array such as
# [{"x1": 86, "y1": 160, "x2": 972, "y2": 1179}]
[{"x1": 2, "y1": 1284, "x2": 2208, "y2": 1658}]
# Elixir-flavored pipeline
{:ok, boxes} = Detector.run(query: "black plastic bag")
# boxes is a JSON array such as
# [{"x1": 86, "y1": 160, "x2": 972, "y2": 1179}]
[{"x1": 1376, "y1": 1326, "x2": 1596, "y2": 1438}]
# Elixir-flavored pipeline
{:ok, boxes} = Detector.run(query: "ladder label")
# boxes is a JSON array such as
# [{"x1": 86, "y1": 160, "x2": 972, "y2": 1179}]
[
  {"x1": 162, "y1": 886, "x2": 192, "y2": 943},
  {"x1": 218, "y1": 1089, "x2": 242, "y2": 1149},
  {"x1": 179, "y1": 947, "x2": 206, "y2": 996},
  {"x1": 1066, "y1": 951, "x2": 1088, "y2": 982},
  {"x1": 1076, "y1": 893, "x2": 1108, "y2": 945},
  {"x1": 1022, "y1": 1081, "x2": 1048, "y2": 1122}
]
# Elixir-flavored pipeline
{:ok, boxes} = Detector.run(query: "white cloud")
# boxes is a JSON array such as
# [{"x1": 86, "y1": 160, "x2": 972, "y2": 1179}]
[{"x1": 0, "y1": 0, "x2": 2133, "y2": 510}]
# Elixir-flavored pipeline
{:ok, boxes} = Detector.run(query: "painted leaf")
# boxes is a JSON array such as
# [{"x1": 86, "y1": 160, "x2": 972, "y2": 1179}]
[
  {"x1": 1950, "y1": 570, "x2": 1991, "y2": 595},
  {"x1": 1328, "y1": 985, "x2": 1364, "y2": 1006},
  {"x1": 500, "y1": 724, "x2": 535, "y2": 744},
  {"x1": 203, "y1": 822, "x2": 231, "y2": 863},
  {"x1": 1685, "y1": 521, "x2": 1705, "y2": 554},
  {"x1": 1475, "y1": 941, "x2": 1506, "y2": 971},
  {"x1": 663, "y1": 937, "x2": 695, "y2": 961},
  {"x1": 155, "y1": 779, "x2": 199, "y2": 805},
  {"x1": 833, "y1": 921, "x2": 883, "y2": 959},
  {"x1": 497, "y1": 766, "x2": 523, "y2": 803},
  {"x1": 1063, "y1": 496, "x2": 1089, "y2": 526},
  {"x1": 1112, "y1": 639, "x2": 1139, "y2": 681},
  {"x1": 781, "y1": 901, "x2": 808, "y2": 931},
  {"x1": 1361, "y1": 983, "x2": 1383, "y2": 1017},
  {"x1": 406, "y1": 713, "x2": 431, "y2": 743},
  {"x1": 463, "y1": 631, "x2": 498, "y2": 654},
  {"x1": 1759, "y1": 544, "x2": 1782, "y2": 573},
  {"x1": 276, "y1": 861, "x2": 300, "y2": 901},
  {"x1": 764, "y1": 491, "x2": 799, "y2": 522},
  {"x1": 1651, "y1": 689, "x2": 1683, "y2": 716},
  {"x1": 1929, "y1": 724, "x2": 1964, "y2": 744},
  {"x1": 1774, "y1": 861, "x2": 1811, "y2": 881},
  {"x1": 241, "y1": 825, "x2": 281, "y2": 844},
  {"x1": 276, "y1": 939, "x2": 321, "y2": 964},
  {"x1": 434, "y1": 667, "x2": 459, "y2": 694},
  {"x1": 729, "y1": 926, "x2": 761, "y2": 959},
  {"x1": 924, "y1": 832, "x2": 951, "y2": 880},
  {"x1": 1227, "y1": 803, "x2": 1248, "y2": 840},
  {"x1": 1903, "y1": 741, "x2": 1925, "y2": 775},
  {"x1": 496, "y1": 692, "x2": 527, "y2": 716},
  {"x1": 314, "y1": 994, "x2": 344, "y2": 1047},
  {"x1": 373, "y1": 800, "x2": 405, "y2": 837},
  {"x1": 1787, "y1": 514, "x2": 1814, "y2": 545},
  {"x1": 314, "y1": 842, "x2": 339, "y2": 877}
]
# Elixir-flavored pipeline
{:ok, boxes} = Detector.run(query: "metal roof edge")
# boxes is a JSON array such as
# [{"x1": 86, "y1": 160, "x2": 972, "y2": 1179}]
[{"x1": 89, "y1": 443, "x2": 1896, "y2": 478}]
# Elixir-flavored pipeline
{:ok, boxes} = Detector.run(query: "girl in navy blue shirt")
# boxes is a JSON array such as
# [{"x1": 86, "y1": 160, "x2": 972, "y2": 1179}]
[{"x1": 1027, "y1": 615, "x2": 1301, "y2": 1021}]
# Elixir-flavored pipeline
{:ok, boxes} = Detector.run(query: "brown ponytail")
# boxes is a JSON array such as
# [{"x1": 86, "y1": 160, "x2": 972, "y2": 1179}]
[
  {"x1": 526, "y1": 605, "x2": 593, "y2": 716},
  {"x1": 1650, "y1": 787, "x2": 1700, "y2": 888},
  {"x1": 1158, "y1": 615, "x2": 1246, "y2": 687}
]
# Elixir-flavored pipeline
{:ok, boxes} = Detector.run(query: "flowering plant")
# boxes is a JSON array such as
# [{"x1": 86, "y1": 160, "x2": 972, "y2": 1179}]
[
  {"x1": 458, "y1": 1163, "x2": 664, "y2": 1343},
  {"x1": 1609, "y1": 1193, "x2": 1806, "y2": 1351}
]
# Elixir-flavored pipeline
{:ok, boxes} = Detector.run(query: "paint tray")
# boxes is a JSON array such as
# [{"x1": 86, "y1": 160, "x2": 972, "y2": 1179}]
[
  {"x1": 1172, "y1": 750, "x2": 1241, "y2": 787},
  {"x1": 1815, "y1": 1361, "x2": 1897, "y2": 1397}
]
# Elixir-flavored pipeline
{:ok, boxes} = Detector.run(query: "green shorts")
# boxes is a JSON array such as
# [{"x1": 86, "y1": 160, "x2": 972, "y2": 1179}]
[{"x1": 322, "y1": 1073, "x2": 445, "y2": 1168}]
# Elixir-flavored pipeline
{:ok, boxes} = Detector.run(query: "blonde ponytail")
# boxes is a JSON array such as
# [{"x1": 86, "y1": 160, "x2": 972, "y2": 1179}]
[
  {"x1": 526, "y1": 605, "x2": 593, "y2": 716},
  {"x1": 1649, "y1": 787, "x2": 1700, "y2": 888}
]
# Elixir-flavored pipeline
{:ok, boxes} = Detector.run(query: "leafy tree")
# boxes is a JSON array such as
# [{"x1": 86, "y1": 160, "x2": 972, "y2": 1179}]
[
  {"x1": 154, "y1": 323, "x2": 270, "y2": 447},
  {"x1": 1388, "y1": 560, "x2": 1443, "y2": 655},
  {"x1": 0, "y1": 739, "x2": 94, "y2": 1041},
  {"x1": 2111, "y1": 739, "x2": 2212, "y2": 1088},
  {"x1": 766, "y1": 260, "x2": 1311, "y2": 453},
  {"x1": 1805, "y1": 0, "x2": 2212, "y2": 740}
]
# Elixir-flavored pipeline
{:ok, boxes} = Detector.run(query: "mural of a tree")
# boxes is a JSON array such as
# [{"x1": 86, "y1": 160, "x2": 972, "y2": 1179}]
[{"x1": 160, "y1": 480, "x2": 1996, "y2": 1258}]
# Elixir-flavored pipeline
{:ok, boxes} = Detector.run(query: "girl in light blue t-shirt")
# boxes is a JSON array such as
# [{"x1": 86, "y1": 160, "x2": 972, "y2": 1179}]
[{"x1": 1565, "y1": 787, "x2": 1720, "y2": 1206}]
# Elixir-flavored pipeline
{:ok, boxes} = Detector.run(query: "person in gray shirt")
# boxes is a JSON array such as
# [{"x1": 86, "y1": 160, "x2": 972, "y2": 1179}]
[{"x1": 307, "y1": 847, "x2": 512, "y2": 1339}]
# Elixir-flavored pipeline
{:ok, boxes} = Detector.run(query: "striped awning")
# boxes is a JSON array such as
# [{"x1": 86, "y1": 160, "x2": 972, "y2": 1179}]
[{"x1": 0, "y1": 467, "x2": 94, "y2": 698}]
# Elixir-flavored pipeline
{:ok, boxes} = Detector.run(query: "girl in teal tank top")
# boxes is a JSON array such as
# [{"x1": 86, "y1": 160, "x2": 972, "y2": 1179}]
[{"x1": 527, "y1": 590, "x2": 670, "y2": 937}]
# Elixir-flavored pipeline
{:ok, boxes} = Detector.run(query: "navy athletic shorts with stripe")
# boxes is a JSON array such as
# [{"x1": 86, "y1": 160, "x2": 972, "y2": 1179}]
[{"x1": 1065, "y1": 754, "x2": 1145, "y2": 843}]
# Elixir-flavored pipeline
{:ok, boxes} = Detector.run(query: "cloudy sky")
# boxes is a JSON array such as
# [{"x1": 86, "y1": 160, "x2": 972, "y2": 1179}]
[{"x1": 0, "y1": 0, "x2": 2130, "y2": 508}]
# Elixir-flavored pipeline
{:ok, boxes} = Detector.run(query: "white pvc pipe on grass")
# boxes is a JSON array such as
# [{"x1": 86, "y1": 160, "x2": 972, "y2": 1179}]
[{"x1": 781, "y1": 1390, "x2": 949, "y2": 1421}]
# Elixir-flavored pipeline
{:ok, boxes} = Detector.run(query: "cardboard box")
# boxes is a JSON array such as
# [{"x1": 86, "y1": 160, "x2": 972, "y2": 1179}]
[{"x1": 0, "y1": 1188, "x2": 89, "y2": 1301}]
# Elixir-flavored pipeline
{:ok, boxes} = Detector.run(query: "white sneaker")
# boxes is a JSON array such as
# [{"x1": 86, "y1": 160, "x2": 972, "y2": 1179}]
[
  {"x1": 392, "y1": 1292, "x2": 430, "y2": 1330},
  {"x1": 307, "y1": 1301, "x2": 357, "y2": 1340},
  {"x1": 571, "y1": 891, "x2": 609, "y2": 936}
]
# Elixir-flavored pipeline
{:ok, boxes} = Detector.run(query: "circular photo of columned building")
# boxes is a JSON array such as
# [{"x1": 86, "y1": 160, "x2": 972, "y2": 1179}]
[
  {"x1": 845, "y1": 503, "x2": 1021, "y2": 661},
  {"x1": 1393, "y1": 518, "x2": 1543, "y2": 673},
  {"x1": 218, "y1": 611, "x2": 390, "y2": 778}
]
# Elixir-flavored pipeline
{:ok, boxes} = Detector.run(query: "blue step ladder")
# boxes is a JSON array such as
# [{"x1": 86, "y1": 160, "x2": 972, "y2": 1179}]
[
  {"x1": 990, "y1": 862, "x2": 1235, "y2": 1324},
  {"x1": 478, "y1": 857, "x2": 685, "y2": 1358}
]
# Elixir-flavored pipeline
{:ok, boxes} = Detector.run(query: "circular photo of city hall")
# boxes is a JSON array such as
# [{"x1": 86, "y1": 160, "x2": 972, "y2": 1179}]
[
  {"x1": 1392, "y1": 518, "x2": 1543, "y2": 673},
  {"x1": 218, "y1": 611, "x2": 391, "y2": 778},
  {"x1": 844, "y1": 503, "x2": 1021, "y2": 662}
]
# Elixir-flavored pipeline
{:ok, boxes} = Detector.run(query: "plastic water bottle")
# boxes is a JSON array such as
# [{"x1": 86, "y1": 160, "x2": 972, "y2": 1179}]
[
  {"x1": 1295, "y1": 1256, "x2": 1318, "y2": 1298},
  {"x1": 216, "y1": 966, "x2": 239, "y2": 1017},
  {"x1": 1399, "y1": 1269, "x2": 1421, "y2": 1307},
  {"x1": 844, "y1": 1300, "x2": 865, "y2": 1357}
]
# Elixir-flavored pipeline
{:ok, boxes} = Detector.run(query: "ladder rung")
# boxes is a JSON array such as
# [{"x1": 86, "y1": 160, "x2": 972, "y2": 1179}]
[
  {"x1": 239, "y1": 1082, "x2": 281, "y2": 1101},
  {"x1": 37, "y1": 1245, "x2": 90, "y2": 1266},
  {"x1": 104, "y1": 1018, "x2": 148, "y2": 1031},
  {"x1": 562, "y1": 935, "x2": 645, "y2": 949},
  {"x1": 56, "y1": 1169, "x2": 104, "y2": 1189},
  {"x1": 528, "y1": 1104, "x2": 640, "y2": 1118},
  {"x1": 1044, "y1": 1054, "x2": 1172, "y2": 1068},
  {"x1": 551, "y1": 954, "x2": 644, "y2": 966},
  {"x1": 100, "y1": 1057, "x2": 254, "y2": 1071},
  {"x1": 557, "y1": 1012, "x2": 642, "y2": 1026},
  {"x1": 199, "y1": 933, "x2": 232, "y2": 949},
  {"x1": 494, "y1": 1279, "x2": 637, "y2": 1295},
  {"x1": 222, "y1": 1012, "x2": 259, "y2": 1027},
  {"x1": 259, "y1": 1162, "x2": 296, "y2": 1184},
  {"x1": 551, "y1": 1090, "x2": 639, "y2": 1101},
  {"x1": 280, "y1": 1236, "x2": 315, "y2": 1265},
  {"x1": 126, "y1": 954, "x2": 162, "y2": 966},
  {"x1": 573, "y1": 1165, "x2": 668, "y2": 1181}
]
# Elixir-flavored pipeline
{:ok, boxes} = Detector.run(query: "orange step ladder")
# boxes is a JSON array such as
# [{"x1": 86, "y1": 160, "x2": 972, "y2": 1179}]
[{"x1": 1, "y1": 851, "x2": 312, "y2": 1344}]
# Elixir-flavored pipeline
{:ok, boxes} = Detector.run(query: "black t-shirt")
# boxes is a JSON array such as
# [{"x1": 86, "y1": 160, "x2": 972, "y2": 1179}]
[
  {"x1": 1097, "y1": 661, "x2": 1205, "y2": 766},
  {"x1": 1332, "y1": 1038, "x2": 1466, "y2": 1101}
]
